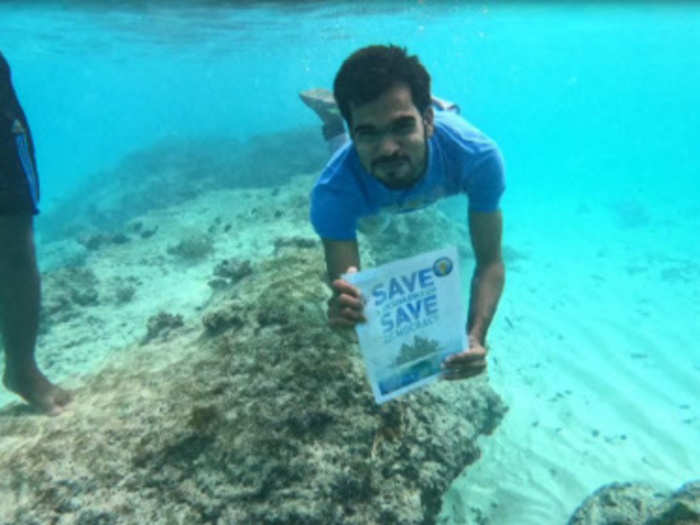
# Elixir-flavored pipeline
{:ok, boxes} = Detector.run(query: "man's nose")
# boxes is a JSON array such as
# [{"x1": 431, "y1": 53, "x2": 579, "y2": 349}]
[{"x1": 375, "y1": 132, "x2": 400, "y2": 156}]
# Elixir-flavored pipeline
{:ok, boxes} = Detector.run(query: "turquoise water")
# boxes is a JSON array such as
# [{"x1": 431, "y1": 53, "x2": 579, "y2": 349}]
[
  {"x1": 3, "y1": 3, "x2": 699, "y2": 208},
  {"x1": 1, "y1": 1, "x2": 698, "y2": 523}
]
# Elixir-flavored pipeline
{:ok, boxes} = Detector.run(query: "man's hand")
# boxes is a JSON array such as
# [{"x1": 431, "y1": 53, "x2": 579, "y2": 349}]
[
  {"x1": 441, "y1": 336, "x2": 487, "y2": 381},
  {"x1": 327, "y1": 266, "x2": 366, "y2": 328}
]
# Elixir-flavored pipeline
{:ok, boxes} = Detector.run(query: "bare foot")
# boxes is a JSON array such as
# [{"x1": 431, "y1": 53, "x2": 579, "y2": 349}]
[
  {"x1": 299, "y1": 88, "x2": 341, "y2": 123},
  {"x1": 431, "y1": 95, "x2": 460, "y2": 113},
  {"x1": 3, "y1": 364, "x2": 71, "y2": 415}
]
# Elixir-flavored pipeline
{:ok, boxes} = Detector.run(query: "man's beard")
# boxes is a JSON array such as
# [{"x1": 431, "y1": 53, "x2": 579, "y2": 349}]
[{"x1": 372, "y1": 138, "x2": 428, "y2": 190}]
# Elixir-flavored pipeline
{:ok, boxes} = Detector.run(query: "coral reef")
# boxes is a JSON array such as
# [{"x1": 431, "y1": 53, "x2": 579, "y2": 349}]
[
  {"x1": 167, "y1": 234, "x2": 214, "y2": 261},
  {"x1": 78, "y1": 232, "x2": 131, "y2": 250},
  {"x1": 142, "y1": 311, "x2": 184, "y2": 345},
  {"x1": 209, "y1": 259, "x2": 253, "y2": 290},
  {"x1": 212, "y1": 258, "x2": 253, "y2": 283},
  {"x1": 201, "y1": 301, "x2": 245, "y2": 335},
  {"x1": 114, "y1": 284, "x2": 136, "y2": 304},
  {"x1": 40, "y1": 267, "x2": 100, "y2": 331},
  {"x1": 0, "y1": 245, "x2": 507, "y2": 525},
  {"x1": 38, "y1": 128, "x2": 327, "y2": 241},
  {"x1": 110, "y1": 276, "x2": 141, "y2": 305},
  {"x1": 273, "y1": 236, "x2": 318, "y2": 253},
  {"x1": 568, "y1": 480, "x2": 700, "y2": 524},
  {"x1": 129, "y1": 220, "x2": 159, "y2": 239}
]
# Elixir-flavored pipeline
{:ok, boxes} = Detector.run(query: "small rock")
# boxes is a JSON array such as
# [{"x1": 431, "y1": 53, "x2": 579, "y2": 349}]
[
  {"x1": 115, "y1": 285, "x2": 136, "y2": 304},
  {"x1": 140, "y1": 226, "x2": 159, "y2": 239},
  {"x1": 111, "y1": 233, "x2": 130, "y2": 244},
  {"x1": 142, "y1": 312, "x2": 184, "y2": 344},
  {"x1": 213, "y1": 259, "x2": 253, "y2": 283},
  {"x1": 202, "y1": 303, "x2": 244, "y2": 335},
  {"x1": 273, "y1": 236, "x2": 318, "y2": 253},
  {"x1": 167, "y1": 235, "x2": 214, "y2": 260}
]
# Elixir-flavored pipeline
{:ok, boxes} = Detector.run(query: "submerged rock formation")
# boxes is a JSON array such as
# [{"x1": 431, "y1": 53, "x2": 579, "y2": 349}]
[
  {"x1": 0, "y1": 242, "x2": 506, "y2": 525},
  {"x1": 568, "y1": 480, "x2": 700, "y2": 525},
  {"x1": 38, "y1": 128, "x2": 328, "y2": 241}
]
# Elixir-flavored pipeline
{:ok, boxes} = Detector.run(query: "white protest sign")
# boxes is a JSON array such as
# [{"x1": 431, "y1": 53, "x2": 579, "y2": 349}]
[{"x1": 344, "y1": 246, "x2": 466, "y2": 404}]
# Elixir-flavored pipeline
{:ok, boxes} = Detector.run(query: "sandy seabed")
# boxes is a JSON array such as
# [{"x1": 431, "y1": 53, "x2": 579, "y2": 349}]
[
  {"x1": 442, "y1": 195, "x2": 699, "y2": 523},
  {"x1": 0, "y1": 135, "x2": 697, "y2": 524}
]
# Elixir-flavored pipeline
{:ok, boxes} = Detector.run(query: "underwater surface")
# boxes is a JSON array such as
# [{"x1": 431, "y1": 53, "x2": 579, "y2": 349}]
[{"x1": 0, "y1": 1, "x2": 698, "y2": 523}]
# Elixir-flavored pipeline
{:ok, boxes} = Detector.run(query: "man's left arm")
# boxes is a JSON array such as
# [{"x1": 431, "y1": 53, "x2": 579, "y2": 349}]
[
  {"x1": 443, "y1": 209, "x2": 505, "y2": 380},
  {"x1": 466, "y1": 209, "x2": 505, "y2": 345}
]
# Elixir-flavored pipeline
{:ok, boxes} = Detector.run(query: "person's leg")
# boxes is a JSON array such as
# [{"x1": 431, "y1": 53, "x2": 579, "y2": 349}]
[
  {"x1": 0, "y1": 214, "x2": 70, "y2": 414},
  {"x1": 431, "y1": 95, "x2": 460, "y2": 114},
  {"x1": 0, "y1": 53, "x2": 68, "y2": 413},
  {"x1": 299, "y1": 88, "x2": 348, "y2": 156}
]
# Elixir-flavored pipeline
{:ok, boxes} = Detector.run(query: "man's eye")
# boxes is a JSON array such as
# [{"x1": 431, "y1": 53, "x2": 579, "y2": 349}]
[
  {"x1": 394, "y1": 121, "x2": 415, "y2": 134},
  {"x1": 356, "y1": 129, "x2": 378, "y2": 139}
]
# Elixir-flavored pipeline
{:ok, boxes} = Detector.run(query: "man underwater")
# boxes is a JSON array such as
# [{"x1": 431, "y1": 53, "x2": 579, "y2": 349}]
[
  {"x1": 0, "y1": 51, "x2": 71, "y2": 414},
  {"x1": 304, "y1": 45, "x2": 505, "y2": 381}
]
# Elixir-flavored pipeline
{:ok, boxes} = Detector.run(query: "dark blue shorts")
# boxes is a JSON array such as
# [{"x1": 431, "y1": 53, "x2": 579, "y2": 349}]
[
  {"x1": 1, "y1": 56, "x2": 39, "y2": 216},
  {"x1": 0, "y1": 118, "x2": 38, "y2": 215}
]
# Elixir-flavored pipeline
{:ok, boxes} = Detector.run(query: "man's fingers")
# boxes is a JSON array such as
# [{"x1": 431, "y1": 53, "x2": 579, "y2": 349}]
[
  {"x1": 336, "y1": 293, "x2": 363, "y2": 310},
  {"x1": 444, "y1": 360, "x2": 487, "y2": 371},
  {"x1": 328, "y1": 294, "x2": 366, "y2": 326},
  {"x1": 442, "y1": 365, "x2": 486, "y2": 381},
  {"x1": 444, "y1": 349, "x2": 486, "y2": 365},
  {"x1": 444, "y1": 356, "x2": 485, "y2": 368},
  {"x1": 338, "y1": 306, "x2": 364, "y2": 320},
  {"x1": 327, "y1": 281, "x2": 366, "y2": 328},
  {"x1": 442, "y1": 356, "x2": 487, "y2": 375},
  {"x1": 443, "y1": 372, "x2": 482, "y2": 381},
  {"x1": 331, "y1": 278, "x2": 361, "y2": 298},
  {"x1": 329, "y1": 316, "x2": 359, "y2": 328}
]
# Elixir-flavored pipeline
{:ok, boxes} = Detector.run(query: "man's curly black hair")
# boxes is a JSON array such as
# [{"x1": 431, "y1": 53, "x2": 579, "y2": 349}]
[{"x1": 333, "y1": 45, "x2": 431, "y2": 127}]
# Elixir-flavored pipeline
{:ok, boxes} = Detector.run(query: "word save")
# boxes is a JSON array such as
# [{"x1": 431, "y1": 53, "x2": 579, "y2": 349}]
[{"x1": 372, "y1": 268, "x2": 438, "y2": 335}]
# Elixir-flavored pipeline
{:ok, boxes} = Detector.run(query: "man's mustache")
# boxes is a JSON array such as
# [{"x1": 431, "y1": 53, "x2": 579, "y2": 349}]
[{"x1": 372, "y1": 155, "x2": 410, "y2": 170}]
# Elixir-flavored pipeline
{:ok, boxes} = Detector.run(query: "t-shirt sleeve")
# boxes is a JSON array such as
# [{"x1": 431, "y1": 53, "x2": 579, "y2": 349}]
[
  {"x1": 310, "y1": 185, "x2": 358, "y2": 241},
  {"x1": 464, "y1": 148, "x2": 506, "y2": 213}
]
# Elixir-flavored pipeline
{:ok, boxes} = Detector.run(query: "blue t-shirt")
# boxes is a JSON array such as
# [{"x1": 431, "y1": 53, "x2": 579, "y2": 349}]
[{"x1": 310, "y1": 110, "x2": 505, "y2": 240}]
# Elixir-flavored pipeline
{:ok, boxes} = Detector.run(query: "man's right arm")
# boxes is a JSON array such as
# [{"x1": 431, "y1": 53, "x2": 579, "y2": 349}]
[
  {"x1": 321, "y1": 239, "x2": 365, "y2": 327},
  {"x1": 322, "y1": 239, "x2": 360, "y2": 281}
]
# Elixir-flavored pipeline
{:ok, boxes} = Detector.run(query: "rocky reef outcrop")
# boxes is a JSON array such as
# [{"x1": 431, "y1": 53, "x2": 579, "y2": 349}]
[
  {"x1": 0, "y1": 242, "x2": 506, "y2": 525},
  {"x1": 38, "y1": 128, "x2": 328, "y2": 241},
  {"x1": 568, "y1": 480, "x2": 700, "y2": 525}
]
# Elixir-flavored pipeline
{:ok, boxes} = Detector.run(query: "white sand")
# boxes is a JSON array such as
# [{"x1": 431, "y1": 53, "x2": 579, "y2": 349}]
[{"x1": 441, "y1": 194, "x2": 699, "y2": 523}]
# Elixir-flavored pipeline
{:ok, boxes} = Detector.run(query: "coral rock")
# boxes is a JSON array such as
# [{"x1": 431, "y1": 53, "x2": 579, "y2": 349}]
[
  {"x1": 568, "y1": 480, "x2": 700, "y2": 525},
  {"x1": 142, "y1": 311, "x2": 184, "y2": 344}
]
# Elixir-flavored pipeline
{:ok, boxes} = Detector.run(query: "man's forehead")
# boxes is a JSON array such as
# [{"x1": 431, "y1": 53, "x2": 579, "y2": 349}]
[{"x1": 350, "y1": 85, "x2": 419, "y2": 125}]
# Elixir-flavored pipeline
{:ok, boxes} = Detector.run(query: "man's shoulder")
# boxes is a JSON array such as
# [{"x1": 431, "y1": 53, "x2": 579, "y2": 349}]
[
  {"x1": 309, "y1": 143, "x2": 367, "y2": 240},
  {"x1": 428, "y1": 111, "x2": 505, "y2": 211},
  {"x1": 312, "y1": 142, "x2": 361, "y2": 195},
  {"x1": 433, "y1": 111, "x2": 499, "y2": 157}
]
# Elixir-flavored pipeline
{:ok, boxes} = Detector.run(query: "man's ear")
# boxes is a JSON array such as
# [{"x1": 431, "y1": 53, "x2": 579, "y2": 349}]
[{"x1": 423, "y1": 106, "x2": 435, "y2": 137}]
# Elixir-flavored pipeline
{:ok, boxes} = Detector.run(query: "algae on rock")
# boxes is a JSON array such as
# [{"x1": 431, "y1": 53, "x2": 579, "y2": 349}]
[
  {"x1": 0, "y1": 232, "x2": 506, "y2": 525},
  {"x1": 568, "y1": 480, "x2": 700, "y2": 525}
]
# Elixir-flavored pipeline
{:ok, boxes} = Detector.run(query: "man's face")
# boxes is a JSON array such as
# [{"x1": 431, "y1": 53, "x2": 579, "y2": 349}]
[{"x1": 349, "y1": 83, "x2": 434, "y2": 190}]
